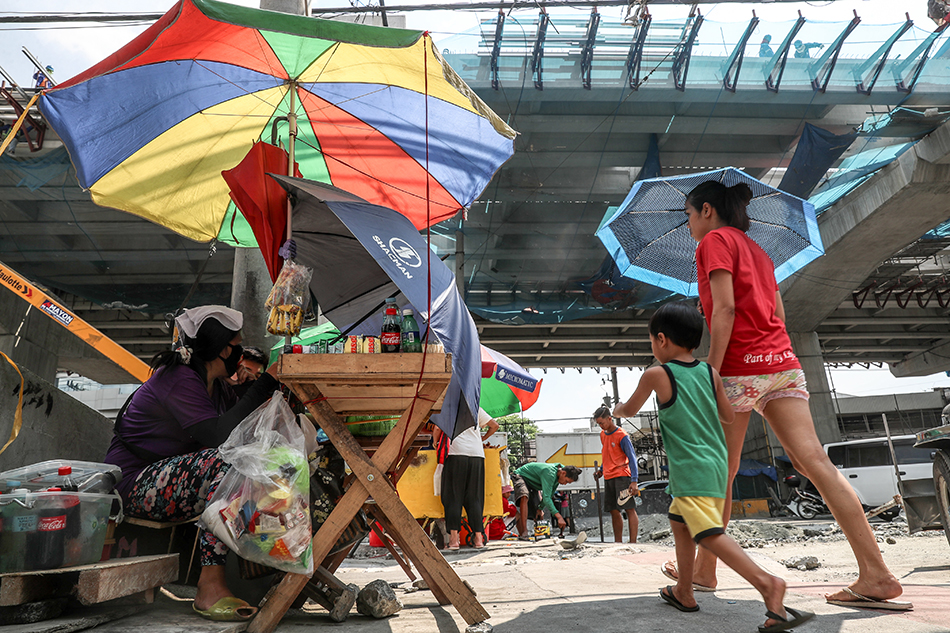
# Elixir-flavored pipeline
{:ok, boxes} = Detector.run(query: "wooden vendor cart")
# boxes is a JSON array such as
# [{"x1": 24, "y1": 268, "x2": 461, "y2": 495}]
[{"x1": 248, "y1": 352, "x2": 490, "y2": 633}]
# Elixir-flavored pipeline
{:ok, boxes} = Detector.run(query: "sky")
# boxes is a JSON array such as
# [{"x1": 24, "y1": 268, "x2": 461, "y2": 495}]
[{"x1": 3, "y1": 0, "x2": 950, "y2": 430}]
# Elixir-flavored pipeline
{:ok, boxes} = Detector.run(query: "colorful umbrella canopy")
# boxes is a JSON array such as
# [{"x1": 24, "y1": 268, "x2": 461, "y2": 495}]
[
  {"x1": 595, "y1": 167, "x2": 824, "y2": 297},
  {"x1": 480, "y1": 346, "x2": 541, "y2": 417},
  {"x1": 39, "y1": 0, "x2": 516, "y2": 243}
]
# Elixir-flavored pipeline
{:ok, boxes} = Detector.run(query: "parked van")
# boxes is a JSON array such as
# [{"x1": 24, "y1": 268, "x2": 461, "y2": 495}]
[{"x1": 824, "y1": 435, "x2": 935, "y2": 512}]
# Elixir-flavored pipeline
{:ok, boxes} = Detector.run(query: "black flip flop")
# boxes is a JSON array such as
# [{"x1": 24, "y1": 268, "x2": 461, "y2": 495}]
[
  {"x1": 659, "y1": 586, "x2": 699, "y2": 613},
  {"x1": 757, "y1": 606, "x2": 815, "y2": 633}
]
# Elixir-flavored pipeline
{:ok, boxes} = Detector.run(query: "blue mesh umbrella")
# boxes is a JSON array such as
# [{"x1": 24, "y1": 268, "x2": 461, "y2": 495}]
[{"x1": 595, "y1": 168, "x2": 824, "y2": 297}]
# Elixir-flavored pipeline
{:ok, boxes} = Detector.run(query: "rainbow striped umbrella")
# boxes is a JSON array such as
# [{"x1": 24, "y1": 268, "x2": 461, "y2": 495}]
[{"x1": 39, "y1": 0, "x2": 516, "y2": 243}]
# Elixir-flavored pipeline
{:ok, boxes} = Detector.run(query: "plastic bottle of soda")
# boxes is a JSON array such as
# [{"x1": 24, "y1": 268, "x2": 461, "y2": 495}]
[
  {"x1": 78, "y1": 471, "x2": 117, "y2": 494},
  {"x1": 27, "y1": 488, "x2": 67, "y2": 570},
  {"x1": 0, "y1": 486, "x2": 34, "y2": 573},
  {"x1": 400, "y1": 308, "x2": 422, "y2": 353},
  {"x1": 380, "y1": 304, "x2": 401, "y2": 353}
]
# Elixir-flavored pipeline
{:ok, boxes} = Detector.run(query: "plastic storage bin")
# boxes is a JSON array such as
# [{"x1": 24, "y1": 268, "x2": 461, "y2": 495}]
[
  {"x1": 0, "y1": 489, "x2": 119, "y2": 573},
  {"x1": 0, "y1": 460, "x2": 121, "y2": 493}
]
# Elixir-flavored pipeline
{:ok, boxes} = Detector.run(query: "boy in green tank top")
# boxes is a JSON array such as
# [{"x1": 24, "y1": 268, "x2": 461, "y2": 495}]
[{"x1": 613, "y1": 302, "x2": 813, "y2": 633}]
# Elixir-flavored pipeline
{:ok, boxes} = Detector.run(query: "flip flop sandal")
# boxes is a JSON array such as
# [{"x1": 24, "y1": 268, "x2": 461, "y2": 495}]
[
  {"x1": 659, "y1": 585, "x2": 700, "y2": 612},
  {"x1": 660, "y1": 561, "x2": 717, "y2": 592},
  {"x1": 757, "y1": 606, "x2": 815, "y2": 633},
  {"x1": 193, "y1": 596, "x2": 258, "y2": 622},
  {"x1": 825, "y1": 587, "x2": 913, "y2": 611}
]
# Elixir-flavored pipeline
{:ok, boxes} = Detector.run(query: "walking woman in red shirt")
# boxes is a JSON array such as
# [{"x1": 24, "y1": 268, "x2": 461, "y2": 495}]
[{"x1": 663, "y1": 180, "x2": 908, "y2": 611}]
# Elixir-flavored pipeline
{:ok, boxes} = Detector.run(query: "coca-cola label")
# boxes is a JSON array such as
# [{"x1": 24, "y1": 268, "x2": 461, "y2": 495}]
[
  {"x1": 37, "y1": 514, "x2": 67, "y2": 532},
  {"x1": 381, "y1": 332, "x2": 400, "y2": 345}
]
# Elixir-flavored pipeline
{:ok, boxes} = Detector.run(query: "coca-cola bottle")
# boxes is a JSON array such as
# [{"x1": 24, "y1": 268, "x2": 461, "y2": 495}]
[
  {"x1": 381, "y1": 304, "x2": 401, "y2": 353},
  {"x1": 26, "y1": 488, "x2": 68, "y2": 570}
]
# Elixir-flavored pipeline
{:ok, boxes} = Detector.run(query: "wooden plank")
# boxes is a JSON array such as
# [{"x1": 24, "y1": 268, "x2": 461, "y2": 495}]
[
  {"x1": 277, "y1": 352, "x2": 451, "y2": 381},
  {"x1": 0, "y1": 575, "x2": 57, "y2": 607},
  {"x1": 0, "y1": 555, "x2": 177, "y2": 607},
  {"x1": 74, "y1": 554, "x2": 178, "y2": 606},
  {"x1": 124, "y1": 517, "x2": 196, "y2": 530}
]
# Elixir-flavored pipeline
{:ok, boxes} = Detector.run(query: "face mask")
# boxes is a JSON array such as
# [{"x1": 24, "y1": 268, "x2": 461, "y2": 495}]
[{"x1": 222, "y1": 344, "x2": 242, "y2": 376}]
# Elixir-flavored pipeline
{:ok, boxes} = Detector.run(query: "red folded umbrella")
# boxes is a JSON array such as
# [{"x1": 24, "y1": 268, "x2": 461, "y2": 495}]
[{"x1": 222, "y1": 142, "x2": 302, "y2": 281}]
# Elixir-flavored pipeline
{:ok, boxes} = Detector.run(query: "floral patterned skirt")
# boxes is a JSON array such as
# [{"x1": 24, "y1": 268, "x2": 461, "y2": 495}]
[{"x1": 125, "y1": 448, "x2": 230, "y2": 566}]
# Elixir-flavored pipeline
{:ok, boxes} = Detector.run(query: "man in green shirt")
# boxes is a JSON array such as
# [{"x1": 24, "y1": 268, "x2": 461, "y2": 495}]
[{"x1": 511, "y1": 462, "x2": 581, "y2": 539}]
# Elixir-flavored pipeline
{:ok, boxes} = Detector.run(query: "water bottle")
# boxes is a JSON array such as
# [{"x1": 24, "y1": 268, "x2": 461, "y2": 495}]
[
  {"x1": 380, "y1": 304, "x2": 401, "y2": 353},
  {"x1": 3, "y1": 488, "x2": 36, "y2": 572},
  {"x1": 400, "y1": 308, "x2": 421, "y2": 353}
]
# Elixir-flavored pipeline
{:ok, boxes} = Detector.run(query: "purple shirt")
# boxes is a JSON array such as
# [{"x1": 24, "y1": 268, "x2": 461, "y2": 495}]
[{"x1": 105, "y1": 365, "x2": 237, "y2": 498}]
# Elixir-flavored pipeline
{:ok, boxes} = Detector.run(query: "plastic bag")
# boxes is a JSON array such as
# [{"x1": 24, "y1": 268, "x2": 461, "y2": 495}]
[
  {"x1": 200, "y1": 395, "x2": 313, "y2": 575},
  {"x1": 265, "y1": 260, "x2": 313, "y2": 336}
]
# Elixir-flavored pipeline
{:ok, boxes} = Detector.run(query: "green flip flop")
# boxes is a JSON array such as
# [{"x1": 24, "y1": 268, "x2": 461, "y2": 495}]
[{"x1": 193, "y1": 596, "x2": 259, "y2": 622}]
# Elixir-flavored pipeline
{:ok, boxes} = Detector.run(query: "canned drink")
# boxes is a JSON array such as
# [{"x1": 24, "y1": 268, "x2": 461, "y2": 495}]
[
  {"x1": 292, "y1": 344, "x2": 303, "y2": 354},
  {"x1": 330, "y1": 340, "x2": 344, "y2": 354}
]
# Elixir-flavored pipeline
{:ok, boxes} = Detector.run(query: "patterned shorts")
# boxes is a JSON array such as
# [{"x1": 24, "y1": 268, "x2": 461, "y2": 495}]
[{"x1": 722, "y1": 368, "x2": 809, "y2": 414}]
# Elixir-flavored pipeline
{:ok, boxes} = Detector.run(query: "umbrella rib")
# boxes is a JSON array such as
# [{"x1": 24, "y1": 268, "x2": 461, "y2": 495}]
[
  {"x1": 292, "y1": 134, "x2": 459, "y2": 211},
  {"x1": 191, "y1": 58, "x2": 287, "y2": 110},
  {"x1": 749, "y1": 217, "x2": 808, "y2": 238}
]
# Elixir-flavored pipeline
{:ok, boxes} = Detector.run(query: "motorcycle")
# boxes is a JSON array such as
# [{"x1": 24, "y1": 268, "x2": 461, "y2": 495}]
[{"x1": 783, "y1": 474, "x2": 829, "y2": 519}]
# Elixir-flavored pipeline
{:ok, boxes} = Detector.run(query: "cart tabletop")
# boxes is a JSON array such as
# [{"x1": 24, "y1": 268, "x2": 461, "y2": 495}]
[{"x1": 276, "y1": 352, "x2": 452, "y2": 416}]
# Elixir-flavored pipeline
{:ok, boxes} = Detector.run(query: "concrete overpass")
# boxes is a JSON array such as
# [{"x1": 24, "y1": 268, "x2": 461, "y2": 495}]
[{"x1": 2, "y1": 10, "x2": 950, "y2": 408}]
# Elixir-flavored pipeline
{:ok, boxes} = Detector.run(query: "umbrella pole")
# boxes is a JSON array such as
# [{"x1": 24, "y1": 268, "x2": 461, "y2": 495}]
[{"x1": 284, "y1": 82, "x2": 298, "y2": 350}]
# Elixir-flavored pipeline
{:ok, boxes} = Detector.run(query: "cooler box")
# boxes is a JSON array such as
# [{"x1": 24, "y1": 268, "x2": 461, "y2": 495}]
[
  {"x1": 0, "y1": 460, "x2": 122, "y2": 492},
  {"x1": 0, "y1": 489, "x2": 119, "y2": 574}
]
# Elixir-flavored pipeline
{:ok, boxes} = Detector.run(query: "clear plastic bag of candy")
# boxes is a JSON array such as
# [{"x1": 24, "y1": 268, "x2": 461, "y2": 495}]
[{"x1": 200, "y1": 395, "x2": 313, "y2": 575}]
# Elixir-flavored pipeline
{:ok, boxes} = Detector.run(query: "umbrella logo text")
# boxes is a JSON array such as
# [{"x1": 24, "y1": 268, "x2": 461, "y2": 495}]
[{"x1": 372, "y1": 235, "x2": 415, "y2": 280}]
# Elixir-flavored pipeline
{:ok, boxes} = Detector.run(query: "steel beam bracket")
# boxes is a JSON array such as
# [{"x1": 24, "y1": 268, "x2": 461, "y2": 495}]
[
  {"x1": 531, "y1": 10, "x2": 550, "y2": 90},
  {"x1": 853, "y1": 16, "x2": 912, "y2": 95},
  {"x1": 581, "y1": 8, "x2": 601, "y2": 90},
  {"x1": 764, "y1": 12, "x2": 806, "y2": 93},
  {"x1": 809, "y1": 11, "x2": 861, "y2": 93},
  {"x1": 626, "y1": 9, "x2": 652, "y2": 90},
  {"x1": 671, "y1": 7, "x2": 703, "y2": 91},
  {"x1": 721, "y1": 13, "x2": 759, "y2": 92}
]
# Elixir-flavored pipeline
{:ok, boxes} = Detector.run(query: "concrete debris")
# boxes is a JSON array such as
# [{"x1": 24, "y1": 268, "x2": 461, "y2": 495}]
[
  {"x1": 783, "y1": 555, "x2": 820, "y2": 570},
  {"x1": 886, "y1": 537, "x2": 898, "y2": 544},
  {"x1": 412, "y1": 579, "x2": 429, "y2": 590},
  {"x1": 466, "y1": 621, "x2": 494, "y2": 633},
  {"x1": 356, "y1": 579, "x2": 403, "y2": 619},
  {"x1": 649, "y1": 528, "x2": 672, "y2": 541}
]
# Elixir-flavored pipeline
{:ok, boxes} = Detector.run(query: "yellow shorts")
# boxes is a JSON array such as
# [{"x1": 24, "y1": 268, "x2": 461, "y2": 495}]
[{"x1": 669, "y1": 496, "x2": 725, "y2": 543}]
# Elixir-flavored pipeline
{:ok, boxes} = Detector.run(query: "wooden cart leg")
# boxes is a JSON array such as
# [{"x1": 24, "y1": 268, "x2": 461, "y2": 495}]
[
  {"x1": 306, "y1": 400, "x2": 488, "y2": 623},
  {"x1": 370, "y1": 511, "x2": 452, "y2": 605},
  {"x1": 369, "y1": 515, "x2": 416, "y2": 581}
]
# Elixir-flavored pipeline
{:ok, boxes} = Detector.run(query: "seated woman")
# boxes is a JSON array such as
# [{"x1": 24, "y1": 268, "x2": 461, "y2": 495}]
[{"x1": 105, "y1": 306, "x2": 281, "y2": 622}]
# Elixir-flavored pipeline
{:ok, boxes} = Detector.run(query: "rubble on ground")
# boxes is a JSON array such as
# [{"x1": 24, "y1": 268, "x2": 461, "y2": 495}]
[{"x1": 356, "y1": 579, "x2": 403, "y2": 618}]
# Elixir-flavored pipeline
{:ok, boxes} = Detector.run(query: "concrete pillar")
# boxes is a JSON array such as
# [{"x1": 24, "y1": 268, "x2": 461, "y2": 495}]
[
  {"x1": 455, "y1": 228, "x2": 465, "y2": 299},
  {"x1": 261, "y1": 0, "x2": 308, "y2": 14},
  {"x1": 231, "y1": 248, "x2": 278, "y2": 351},
  {"x1": 788, "y1": 331, "x2": 841, "y2": 446}
]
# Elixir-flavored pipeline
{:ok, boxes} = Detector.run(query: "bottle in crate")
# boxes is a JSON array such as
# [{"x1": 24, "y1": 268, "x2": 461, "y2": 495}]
[
  {"x1": 400, "y1": 308, "x2": 421, "y2": 353},
  {"x1": 1, "y1": 488, "x2": 35, "y2": 573},
  {"x1": 381, "y1": 304, "x2": 401, "y2": 353},
  {"x1": 26, "y1": 488, "x2": 68, "y2": 570}
]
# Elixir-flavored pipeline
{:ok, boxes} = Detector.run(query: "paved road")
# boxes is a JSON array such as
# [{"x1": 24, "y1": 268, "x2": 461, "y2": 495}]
[{"x1": 7, "y1": 526, "x2": 948, "y2": 633}]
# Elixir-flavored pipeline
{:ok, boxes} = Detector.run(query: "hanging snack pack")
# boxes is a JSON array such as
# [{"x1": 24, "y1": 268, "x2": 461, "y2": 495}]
[
  {"x1": 201, "y1": 395, "x2": 313, "y2": 575},
  {"x1": 265, "y1": 260, "x2": 313, "y2": 336}
]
